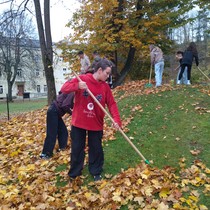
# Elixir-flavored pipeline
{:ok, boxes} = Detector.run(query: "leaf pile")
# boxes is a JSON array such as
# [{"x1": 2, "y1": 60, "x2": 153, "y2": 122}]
[
  {"x1": 0, "y1": 81, "x2": 210, "y2": 209},
  {"x1": 112, "y1": 80, "x2": 175, "y2": 101},
  {"x1": 66, "y1": 159, "x2": 210, "y2": 210}
]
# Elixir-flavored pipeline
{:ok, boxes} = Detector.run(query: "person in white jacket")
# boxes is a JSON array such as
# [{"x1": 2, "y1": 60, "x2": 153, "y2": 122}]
[
  {"x1": 149, "y1": 44, "x2": 165, "y2": 87},
  {"x1": 78, "y1": 51, "x2": 91, "y2": 74}
]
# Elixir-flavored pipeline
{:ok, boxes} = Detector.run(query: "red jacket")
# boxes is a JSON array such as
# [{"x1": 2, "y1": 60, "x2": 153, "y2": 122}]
[{"x1": 61, "y1": 73, "x2": 121, "y2": 131}]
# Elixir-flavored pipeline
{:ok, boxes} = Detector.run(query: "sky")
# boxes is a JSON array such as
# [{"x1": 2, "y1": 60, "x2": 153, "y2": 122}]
[
  {"x1": 49, "y1": 1, "x2": 80, "y2": 42},
  {"x1": 0, "y1": 0, "x2": 81, "y2": 42}
]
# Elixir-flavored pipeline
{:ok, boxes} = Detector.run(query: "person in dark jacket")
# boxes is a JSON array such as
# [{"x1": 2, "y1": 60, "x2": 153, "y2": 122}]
[
  {"x1": 176, "y1": 51, "x2": 187, "y2": 85},
  {"x1": 40, "y1": 92, "x2": 74, "y2": 159},
  {"x1": 177, "y1": 42, "x2": 199, "y2": 85}
]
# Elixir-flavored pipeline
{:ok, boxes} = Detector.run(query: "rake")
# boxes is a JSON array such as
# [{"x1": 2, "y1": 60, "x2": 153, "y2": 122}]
[
  {"x1": 145, "y1": 64, "x2": 153, "y2": 88},
  {"x1": 174, "y1": 65, "x2": 180, "y2": 72},
  {"x1": 197, "y1": 67, "x2": 210, "y2": 81},
  {"x1": 72, "y1": 71, "x2": 150, "y2": 164}
]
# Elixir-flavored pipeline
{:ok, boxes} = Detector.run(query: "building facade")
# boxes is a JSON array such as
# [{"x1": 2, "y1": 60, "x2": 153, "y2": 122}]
[{"x1": 0, "y1": 41, "x2": 71, "y2": 99}]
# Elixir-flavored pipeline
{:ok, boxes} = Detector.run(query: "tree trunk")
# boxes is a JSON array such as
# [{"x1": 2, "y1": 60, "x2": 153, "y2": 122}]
[
  {"x1": 33, "y1": 0, "x2": 56, "y2": 105},
  {"x1": 112, "y1": 0, "x2": 141, "y2": 87},
  {"x1": 113, "y1": 46, "x2": 136, "y2": 87},
  {"x1": 6, "y1": 59, "x2": 14, "y2": 102},
  {"x1": 7, "y1": 80, "x2": 13, "y2": 102}
]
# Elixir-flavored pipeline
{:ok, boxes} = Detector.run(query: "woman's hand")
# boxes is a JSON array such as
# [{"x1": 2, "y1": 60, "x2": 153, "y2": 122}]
[
  {"x1": 112, "y1": 122, "x2": 120, "y2": 130},
  {"x1": 78, "y1": 81, "x2": 87, "y2": 89}
]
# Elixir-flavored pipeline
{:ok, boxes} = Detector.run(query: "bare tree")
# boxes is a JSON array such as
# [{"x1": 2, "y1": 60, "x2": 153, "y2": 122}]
[
  {"x1": 0, "y1": 10, "x2": 39, "y2": 101},
  {"x1": 0, "y1": 0, "x2": 57, "y2": 104}
]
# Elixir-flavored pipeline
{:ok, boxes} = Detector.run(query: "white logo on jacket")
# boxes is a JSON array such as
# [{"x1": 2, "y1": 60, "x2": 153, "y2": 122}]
[{"x1": 87, "y1": 103, "x2": 94, "y2": 110}]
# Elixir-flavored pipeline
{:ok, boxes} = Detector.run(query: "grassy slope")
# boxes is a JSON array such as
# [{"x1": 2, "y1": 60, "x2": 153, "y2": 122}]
[
  {"x1": 105, "y1": 87, "x2": 210, "y2": 171},
  {"x1": 107, "y1": 88, "x2": 210, "y2": 168},
  {"x1": 103, "y1": 86, "x2": 210, "y2": 207}
]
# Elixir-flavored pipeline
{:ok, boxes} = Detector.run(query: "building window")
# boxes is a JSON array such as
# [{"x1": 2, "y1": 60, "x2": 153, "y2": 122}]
[
  {"x1": 43, "y1": 70, "x2": 45, "y2": 77},
  {"x1": 17, "y1": 68, "x2": 22, "y2": 77},
  {"x1": 59, "y1": 56, "x2": 63, "y2": 62},
  {"x1": 44, "y1": 85, "x2": 47, "y2": 92},
  {"x1": 37, "y1": 85, "x2": 40, "y2": 93},
  {"x1": 36, "y1": 69, "x2": 40, "y2": 77},
  {"x1": 63, "y1": 68, "x2": 67, "y2": 72},
  {"x1": 0, "y1": 85, "x2": 3, "y2": 94},
  {"x1": 34, "y1": 55, "x2": 40, "y2": 63}
]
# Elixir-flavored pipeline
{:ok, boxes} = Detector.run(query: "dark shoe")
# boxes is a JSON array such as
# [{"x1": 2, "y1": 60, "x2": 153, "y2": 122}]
[
  {"x1": 69, "y1": 176, "x2": 76, "y2": 182},
  {"x1": 56, "y1": 147, "x2": 66, "y2": 152},
  {"x1": 93, "y1": 175, "x2": 102, "y2": 181},
  {"x1": 40, "y1": 153, "x2": 51, "y2": 159}
]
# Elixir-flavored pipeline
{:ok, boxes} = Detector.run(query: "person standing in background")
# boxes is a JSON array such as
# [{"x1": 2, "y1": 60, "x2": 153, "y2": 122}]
[
  {"x1": 149, "y1": 44, "x2": 165, "y2": 87},
  {"x1": 90, "y1": 51, "x2": 101, "y2": 73},
  {"x1": 78, "y1": 51, "x2": 91, "y2": 74},
  {"x1": 177, "y1": 42, "x2": 199, "y2": 85},
  {"x1": 175, "y1": 51, "x2": 188, "y2": 85}
]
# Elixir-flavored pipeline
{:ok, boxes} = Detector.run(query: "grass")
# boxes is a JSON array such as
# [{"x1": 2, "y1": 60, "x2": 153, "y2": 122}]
[
  {"x1": 0, "y1": 98, "x2": 47, "y2": 118},
  {"x1": 101, "y1": 87, "x2": 210, "y2": 172}
]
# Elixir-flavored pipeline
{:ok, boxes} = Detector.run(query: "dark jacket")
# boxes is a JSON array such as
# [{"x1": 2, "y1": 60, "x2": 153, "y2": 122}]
[
  {"x1": 53, "y1": 92, "x2": 74, "y2": 117},
  {"x1": 181, "y1": 50, "x2": 199, "y2": 66}
]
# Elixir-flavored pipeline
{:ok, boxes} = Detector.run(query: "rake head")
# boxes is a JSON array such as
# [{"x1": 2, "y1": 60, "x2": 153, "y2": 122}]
[{"x1": 145, "y1": 83, "x2": 153, "y2": 88}]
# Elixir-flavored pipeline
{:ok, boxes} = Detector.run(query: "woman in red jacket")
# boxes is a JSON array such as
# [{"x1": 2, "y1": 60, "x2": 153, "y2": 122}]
[{"x1": 61, "y1": 59, "x2": 121, "y2": 181}]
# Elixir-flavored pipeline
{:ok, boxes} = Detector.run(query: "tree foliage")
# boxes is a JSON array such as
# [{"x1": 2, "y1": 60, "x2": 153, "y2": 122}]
[{"x1": 58, "y1": 0, "x2": 199, "y2": 86}]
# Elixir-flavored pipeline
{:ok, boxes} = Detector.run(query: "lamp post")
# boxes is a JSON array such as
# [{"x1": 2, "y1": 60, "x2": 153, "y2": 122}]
[{"x1": 6, "y1": 94, "x2": 10, "y2": 120}]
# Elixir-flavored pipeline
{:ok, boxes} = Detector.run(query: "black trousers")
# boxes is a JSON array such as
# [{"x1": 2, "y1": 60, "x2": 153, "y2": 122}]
[
  {"x1": 68, "y1": 125, "x2": 104, "y2": 178},
  {"x1": 178, "y1": 64, "x2": 192, "y2": 80},
  {"x1": 42, "y1": 104, "x2": 68, "y2": 156}
]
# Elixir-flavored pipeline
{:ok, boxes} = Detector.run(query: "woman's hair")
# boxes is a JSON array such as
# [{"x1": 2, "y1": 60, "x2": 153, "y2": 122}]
[
  {"x1": 176, "y1": 51, "x2": 183, "y2": 55},
  {"x1": 187, "y1": 42, "x2": 198, "y2": 54},
  {"x1": 94, "y1": 58, "x2": 114, "y2": 72},
  {"x1": 78, "y1": 51, "x2": 84, "y2": 55},
  {"x1": 149, "y1": 44, "x2": 155, "y2": 51}
]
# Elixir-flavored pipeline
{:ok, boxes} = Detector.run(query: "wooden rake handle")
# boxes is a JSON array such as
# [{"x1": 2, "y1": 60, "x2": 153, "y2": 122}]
[
  {"x1": 197, "y1": 67, "x2": 210, "y2": 81},
  {"x1": 174, "y1": 65, "x2": 180, "y2": 71},
  {"x1": 72, "y1": 71, "x2": 149, "y2": 164},
  {"x1": 149, "y1": 64, "x2": 152, "y2": 84}
]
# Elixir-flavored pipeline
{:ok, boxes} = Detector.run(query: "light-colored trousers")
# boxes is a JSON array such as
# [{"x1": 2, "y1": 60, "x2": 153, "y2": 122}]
[
  {"x1": 177, "y1": 67, "x2": 188, "y2": 84},
  {"x1": 154, "y1": 61, "x2": 164, "y2": 87}
]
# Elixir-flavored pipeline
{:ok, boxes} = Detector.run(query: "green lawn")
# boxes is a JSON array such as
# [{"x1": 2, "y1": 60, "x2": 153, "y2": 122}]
[
  {"x1": 0, "y1": 98, "x2": 47, "y2": 119},
  {"x1": 108, "y1": 87, "x2": 210, "y2": 170}
]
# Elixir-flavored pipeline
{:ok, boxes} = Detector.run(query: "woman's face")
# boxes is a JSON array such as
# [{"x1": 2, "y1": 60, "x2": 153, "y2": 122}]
[
  {"x1": 98, "y1": 67, "x2": 111, "y2": 81},
  {"x1": 78, "y1": 54, "x2": 84, "y2": 59}
]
